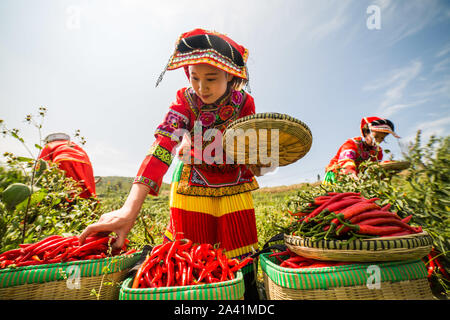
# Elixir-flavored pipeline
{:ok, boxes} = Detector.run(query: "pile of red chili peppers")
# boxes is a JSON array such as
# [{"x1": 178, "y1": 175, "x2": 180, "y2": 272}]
[
  {"x1": 132, "y1": 239, "x2": 253, "y2": 288},
  {"x1": 0, "y1": 235, "x2": 136, "y2": 269},
  {"x1": 289, "y1": 192, "x2": 423, "y2": 240},
  {"x1": 270, "y1": 248, "x2": 354, "y2": 269},
  {"x1": 424, "y1": 248, "x2": 450, "y2": 280}
]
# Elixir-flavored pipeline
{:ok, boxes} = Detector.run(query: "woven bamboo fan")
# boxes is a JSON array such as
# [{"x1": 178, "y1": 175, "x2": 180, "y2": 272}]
[
  {"x1": 284, "y1": 232, "x2": 433, "y2": 262},
  {"x1": 379, "y1": 160, "x2": 411, "y2": 171},
  {"x1": 222, "y1": 113, "x2": 313, "y2": 167}
]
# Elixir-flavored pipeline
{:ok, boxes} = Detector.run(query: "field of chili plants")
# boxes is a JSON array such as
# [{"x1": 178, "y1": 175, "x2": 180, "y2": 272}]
[{"x1": 0, "y1": 110, "x2": 448, "y2": 299}]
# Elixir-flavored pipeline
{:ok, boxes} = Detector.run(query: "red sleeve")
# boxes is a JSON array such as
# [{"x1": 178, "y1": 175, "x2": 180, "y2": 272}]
[
  {"x1": 239, "y1": 92, "x2": 255, "y2": 117},
  {"x1": 377, "y1": 147, "x2": 383, "y2": 161},
  {"x1": 133, "y1": 88, "x2": 193, "y2": 196},
  {"x1": 336, "y1": 139, "x2": 358, "y2": 175}
]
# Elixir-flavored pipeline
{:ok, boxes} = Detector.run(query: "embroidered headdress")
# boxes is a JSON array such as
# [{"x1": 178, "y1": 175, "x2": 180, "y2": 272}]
[
  {"x1": 156, "y1": 28, "x2": 250, "y2": 90},
  {"x1": 360, "y1": 117, "x2": 400, "y2": 138}
]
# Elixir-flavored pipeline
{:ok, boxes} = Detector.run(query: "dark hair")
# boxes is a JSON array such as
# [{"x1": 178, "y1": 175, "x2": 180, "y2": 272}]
[
  {"x1": 228, "y1": 76, "x2": 248, "y2": 91},
  {"x1": 177, "y1": 34, "x2": 245, "y2": 67}
]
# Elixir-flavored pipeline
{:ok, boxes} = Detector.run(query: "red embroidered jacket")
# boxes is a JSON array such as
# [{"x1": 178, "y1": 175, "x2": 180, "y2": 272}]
[
  {"x1": 134, "y1": 87, "x2": 256, "y2": 196},
  {"x1": 325, "y1": 136, "x2": 383, "y2": 176}
]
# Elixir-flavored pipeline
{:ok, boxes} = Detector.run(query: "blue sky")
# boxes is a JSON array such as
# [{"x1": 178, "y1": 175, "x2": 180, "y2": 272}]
[{"x1": 1, "y1": 0, "x2": 449, "y2": 187}]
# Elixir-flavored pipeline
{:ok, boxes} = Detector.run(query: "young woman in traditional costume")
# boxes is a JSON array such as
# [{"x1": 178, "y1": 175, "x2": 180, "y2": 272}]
[
  {"x1": 80, "y1": 28, "x2": 261, "y2": 299},
  {"x1": 323, "y1": 117, "x2": 400, "y2": 184},
  {"x1": 39, "y1": 133, "x2": 96, "y2": 198}
]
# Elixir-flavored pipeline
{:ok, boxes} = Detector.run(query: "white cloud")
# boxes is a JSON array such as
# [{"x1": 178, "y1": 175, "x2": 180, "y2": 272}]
[
  {"x1": 363, "y1": 60, "x2": 422, "y2": 114},
  {"x1": 403, "y1": 116, "x2": 450, "y2": 143},
  {"x1": 433, "y1": 56, "x2": 450, "y2": 73},
  {"x1": 381, "y1": 99, "x2": 428, "y2": 118},
  {"x1": 436, "y1": 43, "x2": 450, "y2": 58},
  {"x1": 373, "y1": 0, "x2": 442, "y2": 45}
]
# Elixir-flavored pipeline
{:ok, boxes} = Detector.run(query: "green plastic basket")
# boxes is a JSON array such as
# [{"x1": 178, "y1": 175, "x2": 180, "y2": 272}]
[
  {"x1": 260, "y1": 252, "x2": 434, "y2": 300},
  {"x1": 119, "y1": 270, "x2": 245, "y2": 300},
  {"x1": 0, "y1": 252, "x2": 141, "y2": 300}
]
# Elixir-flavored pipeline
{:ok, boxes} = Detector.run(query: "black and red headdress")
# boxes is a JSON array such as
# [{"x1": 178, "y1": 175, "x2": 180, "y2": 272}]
[
  {"x1": 360, "y1": 117, "x2": 400, "y2": 138},
  {"x1": 156, "y1": 28, "x2": 250, "y2": 89}
]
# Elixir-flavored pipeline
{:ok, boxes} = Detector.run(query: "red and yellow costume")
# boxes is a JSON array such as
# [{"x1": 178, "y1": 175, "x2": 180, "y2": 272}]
[
  {"x1": 38, "y1": 140, "x2": 96, "y2": 198},
  {"x1": 324, "y1": 116, "x2": 399, "y2": 182},
  {"x1": 325, "y1": 136, "x2": 383, "y2": 176},
  {"x1": 133, "y1": 28, "x2": 259, "y2": 298}
]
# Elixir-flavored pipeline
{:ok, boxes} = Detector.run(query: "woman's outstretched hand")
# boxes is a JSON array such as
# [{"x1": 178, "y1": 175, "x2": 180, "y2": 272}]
[
  {"x1": 79, "y1": 209, "x2": 136, "y2": 250},
  {"x1": 79, "y1": 183, "x2": 150, "y2": 250}
]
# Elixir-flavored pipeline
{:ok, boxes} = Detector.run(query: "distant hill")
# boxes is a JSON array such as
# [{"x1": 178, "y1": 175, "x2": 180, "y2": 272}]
[
  {"x1": 94, "y1": 176, "x2": 317, "y2": 196},
  {"x1": 94, "y1": 176, "x2": 170, "y2": 196}
]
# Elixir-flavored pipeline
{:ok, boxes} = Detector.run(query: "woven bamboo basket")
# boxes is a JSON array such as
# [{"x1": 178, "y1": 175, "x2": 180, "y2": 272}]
[
  {"x1": 260, "y1": 253, "x2": 434, "y2": 300},
  {"x1": 119, "y1": 270, "x2": 245, "y2": 300},
  {"x1": 379, "y1": 160, "x2": 411, "y2": 171},
  {"x1": 284, "y1": 231, "x2": 433, "y2": 262},
  {"x1": 0, "y1": 252, "x2": 140, "y2": 300},
  {"x1": 223, "y1": 113, "x2": 313, "y2": 167}
]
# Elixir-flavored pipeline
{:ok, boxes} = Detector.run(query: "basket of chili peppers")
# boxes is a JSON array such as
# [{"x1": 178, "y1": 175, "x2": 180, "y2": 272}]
[
  {"x1": 0, "y1": 234, "x2": 140, "y2": 300},
  {"x1": 119, "y1": 239, "x2": 252, "y2": 300},
  {"x1": 260, "y1": 247, "x2": 434, "y2": 300},
  {"x1": 283, "y1": 192, "x2": 433, "y2": 262}
]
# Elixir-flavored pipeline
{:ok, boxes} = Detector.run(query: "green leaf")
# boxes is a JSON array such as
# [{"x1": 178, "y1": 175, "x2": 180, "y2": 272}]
[
  {"x1": 1, "y1": 183, "x2": 31, "y2": 210},
  {"x1": 16, "y1": 156, "x2": 34, "y2": 163},
  {"x1": 15, "y1": 188, "x2": 47, "y2": 211}
]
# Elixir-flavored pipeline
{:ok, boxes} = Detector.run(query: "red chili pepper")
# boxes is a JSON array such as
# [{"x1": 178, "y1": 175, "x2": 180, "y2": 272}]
[
  {"x1": 0, "y1": 248, "x2": 23, "y2": 261},
  {"x1": 401, "y1": 215, "x2": 412, "y2": 224},
  {"x1": 21, "y1": 235, "x2": 63, "y2": 254},
  {"x1": 305, "y1": 192, "x2": 361, "y2": 222},
  {"x1": 427, "y1": 255, "x2": 435, "y2": 278},
  {"x1": 284, "y1": 256, "x2": 313, "y2": 264},
  {"x1": 280, "y1": 260, "x2": 300, "y2": 268},
  {"x1": 150, "y1": 242, "x2": 172, "y2": 260},
  {"x1": 15, "y1": 260, "x2": 41, "y2": 267},
  {"x1": 434, "y1": 257, "x2": 450, "y2": 280},
  {"x1": 166, "y1": 260, "x2": 175, "y2": 287},
  {"x1": 335, "y1": 201, "x2": 380, "y2": 222},
  {"x1": 358, "y1": 217, "x2": 419, "y2": 233},
  {"x1": 230, "y1": 256, "x2": 253, "y2": 273},
  {"x1": 349, "y1": 210, "x2": 401, "y2": 224},
  {"x1": 124, "y1": 249, "x2": 137, "y2": 255},
  {"x1": 355, "y1": 225, "x2": 405, "y2": 236},
  {"x1": 268, "y1": 251, "x2": 291, "y2": 258},
  {"x1": 197, "y1": 260, "x2": 219, "y2": 283},
  {"x1": 178, "y1": 239, "x2": 193, "y2": 252},
  {"x1": 216, "y1": 249, "x2": 230, "y2": 282},
  {"x1": 43, "y1": 237, "x2": 78, "y2": 260},
  {"x1": 69, "y1": 237, "x2": 112, "y2": 257},
  {"x1": 132, "y1": 254, "x2": 152, "y2": 289},
  {"x1": 152, "y1": 264, "x2": 163, "y2": 284}
]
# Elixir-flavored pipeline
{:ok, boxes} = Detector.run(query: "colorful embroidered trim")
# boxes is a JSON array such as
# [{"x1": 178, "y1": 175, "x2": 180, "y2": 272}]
[
  {"x1": 167, "y1": 49, "x2": 248, "y2": 79},
  {"x1": 147, "y1": 144, "x2": 174, "y2": 167},
  {"x1": 176, "y1": 164, "x2": 259, "y2": 197},
  {"x1": 133, "y1": 176, "x2": 160, "y2": 194}
]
